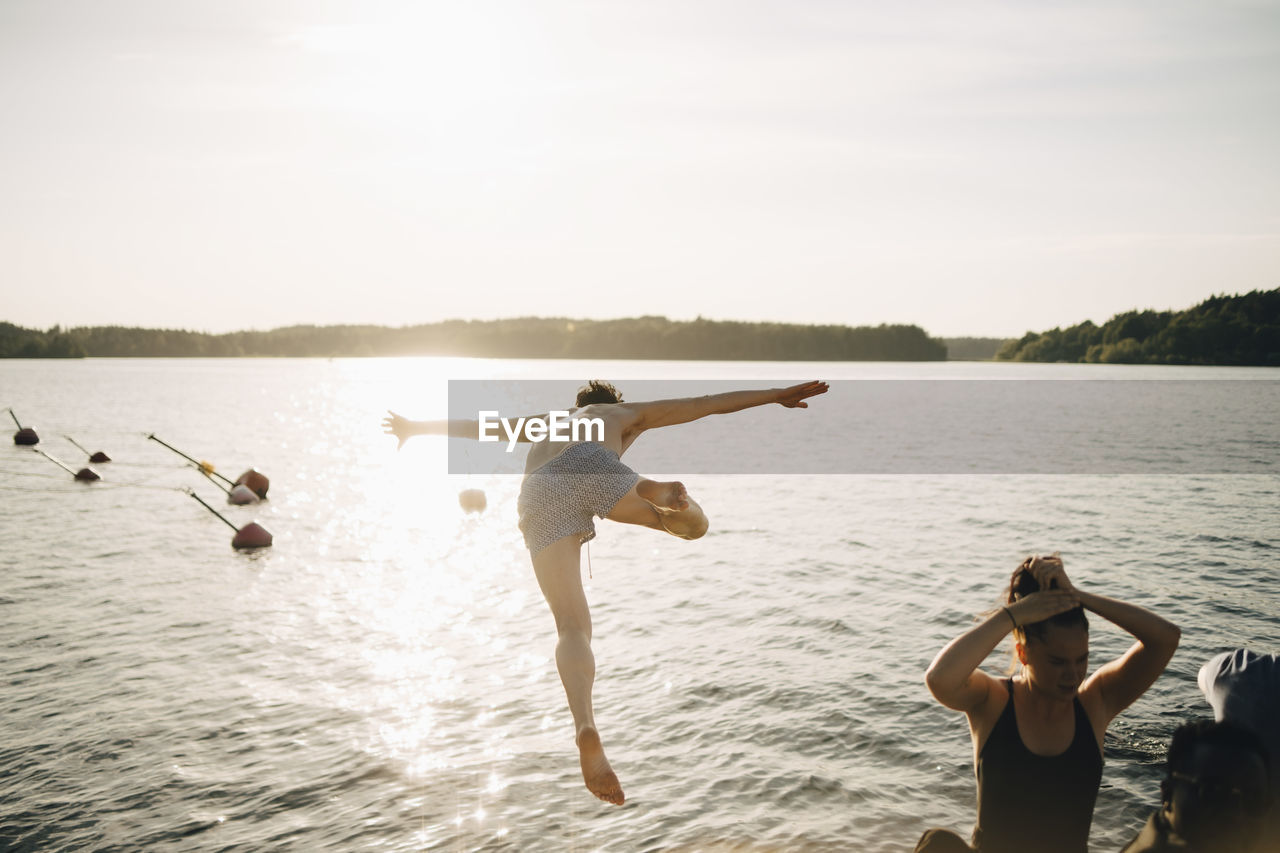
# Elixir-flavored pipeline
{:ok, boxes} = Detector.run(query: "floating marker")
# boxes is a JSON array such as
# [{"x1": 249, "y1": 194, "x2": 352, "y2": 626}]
[
  {"x1": 227, "y1": 484, "x2": 258, "y2": 505},
  {"x1": 33, "y1": 447, "x2": 99, "y2": 481},
  {"x1": 193, "y1": 463, "x2": 258, "y2": 505},
  {"x1": 8, "y1": 409, "x2": 38, "y2": 445},
  {"x1": 235, "y1": 469, "x2": 269, "y2": 499},
  {"x1": 231, "y1": 522, "x2": 273, "y2": 548},
  {"x1": 186, "y1": 490, "x2": 273, "y2": 549},
  {"x1": 148, "y1": 434, "x2": 236, "y2": 486},
  {"x1": 148, "y1": 435, "x2": 271, "y2": 498},
  {"x1": 65, "y1": 435, "x2": 111, "y2": 463},
  {"x1": 209, "y1": 474, "x2": 257, "y2": 505},
  {"x1": 458, "y1": 488, "x2": 487, "y2": 513}
]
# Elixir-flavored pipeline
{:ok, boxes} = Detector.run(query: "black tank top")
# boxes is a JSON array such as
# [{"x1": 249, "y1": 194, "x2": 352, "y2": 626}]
[{"x1": 972, "y1": 679, "x2": 1103, "y2": 853}]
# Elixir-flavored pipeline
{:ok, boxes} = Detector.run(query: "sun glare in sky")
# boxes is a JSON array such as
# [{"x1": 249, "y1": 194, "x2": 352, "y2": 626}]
[{"x1": 0, "y1": 0, "x2": 1276, "y2": 337}]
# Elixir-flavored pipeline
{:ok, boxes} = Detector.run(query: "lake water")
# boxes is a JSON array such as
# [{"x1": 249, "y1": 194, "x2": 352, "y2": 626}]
[{"x1": 1, "y1": 358, "x2": 1277, "y2": 852}]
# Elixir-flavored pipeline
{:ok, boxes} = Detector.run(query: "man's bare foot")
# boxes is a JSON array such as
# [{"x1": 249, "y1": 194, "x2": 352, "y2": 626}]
[
  {"x1": 636, "y1": 479, "x2": 690, "y2": 512},
  {"x1": 576, "y1": 726, "x2": 624, "y2": 805}
]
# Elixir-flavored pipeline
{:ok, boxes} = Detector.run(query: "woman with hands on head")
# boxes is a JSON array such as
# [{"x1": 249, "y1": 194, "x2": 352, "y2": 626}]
[{"x1": 916, "y1": 554, "x2": 1180, "y2": 853}]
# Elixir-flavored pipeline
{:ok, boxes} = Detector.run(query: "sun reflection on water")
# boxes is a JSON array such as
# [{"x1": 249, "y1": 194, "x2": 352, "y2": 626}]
[
  {"x1": 243, "y1": 359, "x2": 599, "y2": 843},
  {"x1": 309, "y1": 367, "x2": 546, "y2": 822},
  {"x1": 485, "y1": 771, "x2": 508, "y2": 795}
]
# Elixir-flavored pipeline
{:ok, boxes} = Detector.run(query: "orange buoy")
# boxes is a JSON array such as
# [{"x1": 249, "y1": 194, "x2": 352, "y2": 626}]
[
  {"x1": 235, "y1": 469, "x2": 269, "y2": 499},
  {"x1": 193, "y1": 464, "x2": 255, "y2": 504},
  {"x1": 148, "y1": 434, "x2": 236, "y2": 487}
]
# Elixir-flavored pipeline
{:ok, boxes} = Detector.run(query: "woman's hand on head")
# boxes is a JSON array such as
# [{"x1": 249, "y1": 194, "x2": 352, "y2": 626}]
[
  {"x1": 1009, "y1": 589, "x2": 1080, "y2": 627},
  {"x1": 1029, "y1": 553, "x2": 1075, "y2": 594}
]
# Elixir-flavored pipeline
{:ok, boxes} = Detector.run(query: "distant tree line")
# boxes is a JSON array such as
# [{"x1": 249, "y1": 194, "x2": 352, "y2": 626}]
[
  {"x1": 0, "y1": 316, "x2": 948, "y2": 361},
  {"x1": 996, "y1": 290, "x2": 1280, "y2": 365},
  {"x1": 941, "y1": 337, "x2": 1011, "y2": 361},
  {"x1": 0, "y1": 324, "x2": 87, "y2": 358}
]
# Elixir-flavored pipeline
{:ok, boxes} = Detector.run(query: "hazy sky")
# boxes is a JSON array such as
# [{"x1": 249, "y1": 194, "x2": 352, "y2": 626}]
[{"x1": 2, "y1": 0, "x2": 1277, "y2": 337}]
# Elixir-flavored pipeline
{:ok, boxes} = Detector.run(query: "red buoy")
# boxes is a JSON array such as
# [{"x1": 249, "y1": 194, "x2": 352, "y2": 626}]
[
  {"x1": 66, "y1": 436, "x2": 110, "y2": 462},
  {"x1": 231, "y1": 522, "x2": 273, "y2": 549},
  {"x1": 8, "y1": 410, "x2": 37, "y2": 444},
  {"x1": 186, "y1": 490, "x2": 274, "y2": 550},
  {"x1": 235, "y1": 469, "x2": 269, "y2": 499},
  {"x1": 32, "y1": 447, "x2": 96, "y2": 482}
]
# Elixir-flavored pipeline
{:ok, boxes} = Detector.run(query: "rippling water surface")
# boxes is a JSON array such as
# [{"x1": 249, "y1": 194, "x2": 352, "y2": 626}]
[{"x1": 2, "y1": 358, "x2": 1277, "y2": 852}]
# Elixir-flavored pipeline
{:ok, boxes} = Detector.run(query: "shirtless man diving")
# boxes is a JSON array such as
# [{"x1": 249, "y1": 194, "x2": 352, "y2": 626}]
[{"x1": 382, "y1": 379, "x2": 828, "y2": 804}]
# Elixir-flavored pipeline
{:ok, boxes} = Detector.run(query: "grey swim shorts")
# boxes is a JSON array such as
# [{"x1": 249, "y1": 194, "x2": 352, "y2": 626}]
[{"x1": 517, "y1": 441, "x2": 640, "y2": 555}]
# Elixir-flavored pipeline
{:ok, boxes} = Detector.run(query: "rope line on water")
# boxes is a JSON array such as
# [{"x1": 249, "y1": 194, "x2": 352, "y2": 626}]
[
  {"x1": 0, "y1": 466, "x2": 208, "y2": 494},
  {"x1": 0, "y1": 481, "x2": 194, "y2": 494},
  {"x1": 0, "y1": 467, "x2": 77, "y2": 481}
]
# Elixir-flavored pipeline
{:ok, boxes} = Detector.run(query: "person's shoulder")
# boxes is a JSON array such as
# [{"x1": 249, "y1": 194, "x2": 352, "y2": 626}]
[
  {"x1": 571, "y1": 402, "x2": 624, "y2": 420},
  {"x1": 589, "y1": 401, "x2": 650, "y2": 428},
  {"x1": 571, "y1": 403, "x2": 641, "y2": 436},
  {"x1": 1233, "y1": 648, "x2": 1280, "y2": 672},
  {"x1": 1076, "y1": 677, "x2": 1110, "y2": 730},
  {"x1": 1199, "y1": 648, "x2": 1279, "y2": 692}
]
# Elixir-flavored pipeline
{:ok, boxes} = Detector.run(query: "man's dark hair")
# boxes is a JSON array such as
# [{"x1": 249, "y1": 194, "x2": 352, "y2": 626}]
[
  {"x1": 1167, "y1": 719, "x2": 1270, "y2": 780},
  {"x1": 576, "y1": 380, "x2": 622, "y2": 407}
]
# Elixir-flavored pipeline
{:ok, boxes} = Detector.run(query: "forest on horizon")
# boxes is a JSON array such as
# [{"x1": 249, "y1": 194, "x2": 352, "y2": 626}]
[
  {"x1": 2, "y1": 289, "x2": 1275, "y2": 364},
  {"x1": 0, "y1": 316, "x2": 949, "y2": 361},
  {"x1": 995, "y1": 289, "x2": 1278, "y2": 365}
]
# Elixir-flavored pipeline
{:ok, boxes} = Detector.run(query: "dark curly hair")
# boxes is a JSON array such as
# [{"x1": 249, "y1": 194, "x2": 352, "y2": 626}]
[
  {"x1": 1167, "y1": 718, "x2": 1269, "y2": 780},
  {"x1": 1163, "y1": 718, "x2": 1270, "y2": 814},
  {"x1": 575, "y1": 380, "x2": 622, "y2": 407}
]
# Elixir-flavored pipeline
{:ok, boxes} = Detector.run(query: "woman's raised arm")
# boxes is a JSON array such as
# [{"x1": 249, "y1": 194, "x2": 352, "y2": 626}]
[
  {"x1": 925, "y1": 589, "x2": 1080, "y2": 711},
  {"x1": 1077, "y1": 588, "x2": 1180, "y2": 722},
  {"x1": 1029, "y1": 555, "x2": 1180, "y2": 722}
]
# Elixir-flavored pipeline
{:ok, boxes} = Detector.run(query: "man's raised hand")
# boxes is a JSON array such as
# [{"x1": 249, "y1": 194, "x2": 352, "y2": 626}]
[
  {"x1": 382, "y1": 410, "x2": 412, "y2": 450},
  {"x1": 776, "y1": 381, "x2": 829, "y2": 408}
]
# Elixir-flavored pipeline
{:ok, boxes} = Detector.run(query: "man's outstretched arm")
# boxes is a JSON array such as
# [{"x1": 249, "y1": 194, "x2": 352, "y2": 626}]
[
  {"x1": 382, "y1": 410, "x2": 548, "y2": 449},
  {"x1": 625, "y1": 381, "x2": 828, "y2": 432}
]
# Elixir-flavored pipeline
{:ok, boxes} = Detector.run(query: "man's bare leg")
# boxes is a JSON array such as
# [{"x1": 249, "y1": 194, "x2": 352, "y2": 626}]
[
  {"x1": 636, "y1": 478, "x2": 689, "y2": 511},
  {"x1": 530, "y1": 535, "x2": 624, "y2": 805},
  {"x1": 607, "y1": 478, "x2": 709, "y2": 539}
]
